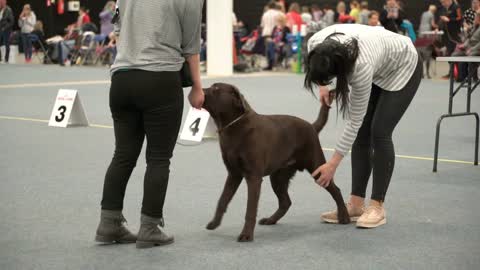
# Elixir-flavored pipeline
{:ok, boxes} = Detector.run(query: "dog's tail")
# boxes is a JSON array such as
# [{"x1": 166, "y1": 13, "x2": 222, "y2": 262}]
[{"x1": 312, "y1": 90, "x2": 335, "y2": 134}]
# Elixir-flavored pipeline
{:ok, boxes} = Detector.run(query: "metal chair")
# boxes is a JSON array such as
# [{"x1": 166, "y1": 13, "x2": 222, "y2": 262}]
[{"x1": 29, "y1": 34, "x2": 52, "y2": 64}]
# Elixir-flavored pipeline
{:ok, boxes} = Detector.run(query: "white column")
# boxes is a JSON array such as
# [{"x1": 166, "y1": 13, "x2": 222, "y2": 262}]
[{"x1": 207, "y1": 0, "x2": 233, "y2": 76}]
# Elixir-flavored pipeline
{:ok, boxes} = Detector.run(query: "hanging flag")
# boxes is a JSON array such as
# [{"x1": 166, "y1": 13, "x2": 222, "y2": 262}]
[{"x1": 57, "y1": 0, "x2": 64, "y2": 15}]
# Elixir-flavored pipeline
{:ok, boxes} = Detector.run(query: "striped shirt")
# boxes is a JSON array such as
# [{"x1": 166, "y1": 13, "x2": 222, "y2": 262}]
[
  {"x1": 111, "y1": 0, "x2": 204, "y2": 74},
  {"x1": 308, "y1": 24, "x2": 418, "y2": 156}
]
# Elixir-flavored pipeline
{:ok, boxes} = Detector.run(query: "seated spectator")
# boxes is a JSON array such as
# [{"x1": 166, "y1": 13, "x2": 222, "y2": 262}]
[
  {"x1": 368, "y1": 11, "x2": 381, "y2": 26},
  {"x1": 31, "y1": 20, "x2": 46, "y2": 49},
  {"x1": 101, "y1": 31, "x2": 117, "y2": 66},
  {"x1": 336, "y1": 1, "x2": 355, "y2": 23},
  {"x1": 350, "y1": 1, "x2": 361, "y2": 23},
  {"x1": 453, "y1": 10, "x2": 480, "y2": 80},
  {"x1": 77, "y1": 7, "x2": 91, "y2": 28},
  {"x1": 463, "y1": 0, "x2": 479, "y2": 37},
  {"x1": 301, "y1": 6, "x2": 312, "y2": 25},
  {"x1": 380, "y1": 0, "x2": 404, "y2": 33},
  {"x1": 359, "y1": 1, "x2": 371, "y2": 25},
  {"x1": 18, "y1": 4, "x2": 36, "y2": 63}
]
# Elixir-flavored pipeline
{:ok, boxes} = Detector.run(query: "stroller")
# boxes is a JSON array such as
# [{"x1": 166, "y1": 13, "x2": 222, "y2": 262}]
[{"x1": 237, "y1": 27, "x2": 266, "y2": 72}]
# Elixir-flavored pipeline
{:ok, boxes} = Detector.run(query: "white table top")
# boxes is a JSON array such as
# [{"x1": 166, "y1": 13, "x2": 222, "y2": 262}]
[
  {"x1": 437, "y1": 56, "x2": 480, "y2": 63},
  {"x1": 420, "y1": 31, "x2": 444, "y2": 36}
]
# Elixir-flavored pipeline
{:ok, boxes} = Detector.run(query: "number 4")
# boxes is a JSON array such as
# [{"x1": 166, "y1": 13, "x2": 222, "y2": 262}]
[{"x1": 189, "y1": 118, "x2": 201, "y2": 136}]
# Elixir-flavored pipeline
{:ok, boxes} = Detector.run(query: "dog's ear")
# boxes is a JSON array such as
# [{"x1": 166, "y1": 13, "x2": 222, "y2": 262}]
[{"x1": 230, "y1": 85, "x2": 251, "y2": 112}]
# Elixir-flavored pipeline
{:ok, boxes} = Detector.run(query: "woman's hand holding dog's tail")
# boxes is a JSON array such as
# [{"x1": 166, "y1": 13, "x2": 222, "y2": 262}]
[{"x1": 319, "y1": 86, "x2": 332, "y2": 108}]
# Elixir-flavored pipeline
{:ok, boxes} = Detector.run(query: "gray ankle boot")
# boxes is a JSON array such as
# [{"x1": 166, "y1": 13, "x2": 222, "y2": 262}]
[
  {"x1": 95, "y1": 210, "x2": 137, "y2": 244},
  {"x1": 136, "y1": 214, "x2": 174, "y2": 249}
]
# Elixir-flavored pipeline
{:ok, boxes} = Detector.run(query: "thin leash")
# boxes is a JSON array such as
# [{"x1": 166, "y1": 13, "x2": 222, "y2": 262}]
[{"x1": 176, "y1": 113, "x2": 247, "y2": 147}]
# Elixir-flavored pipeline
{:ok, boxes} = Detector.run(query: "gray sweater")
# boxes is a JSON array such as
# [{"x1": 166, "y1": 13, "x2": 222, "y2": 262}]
[{"x1": 111, "y1": 0, "x2": 204, "y2": 74}]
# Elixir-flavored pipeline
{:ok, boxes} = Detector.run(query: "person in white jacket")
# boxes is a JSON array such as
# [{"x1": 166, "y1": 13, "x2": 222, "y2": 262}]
[
  {"x1": 18, "y1": 4, "x2": 36, "y2": 63},
  {"x1": 304, "y1": 24, "x2": 422, "y2": 228}
]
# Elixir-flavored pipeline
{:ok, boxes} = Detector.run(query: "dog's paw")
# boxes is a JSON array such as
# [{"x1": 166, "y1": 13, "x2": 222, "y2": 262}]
[
  {"x1": 206, "y1": 220, "x2": 220, "y2": 230},
  {"x1": 259, "y1": 217, "x2": 277, "y2": 225},
  {"x1": 237, "y1": 233, "x2": 254, "y2": 242}
]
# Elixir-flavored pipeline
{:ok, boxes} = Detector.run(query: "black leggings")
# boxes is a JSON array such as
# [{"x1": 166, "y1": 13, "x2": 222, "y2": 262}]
[
  {"x1": 351, "y1": 55, "x2": 423, "y2": 202},
  {"x1": 101, "y1": 70, "x2": 184, "y2": 218}
]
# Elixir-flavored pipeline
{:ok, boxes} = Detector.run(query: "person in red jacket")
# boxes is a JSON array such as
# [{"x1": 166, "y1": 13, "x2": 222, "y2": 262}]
[
  {"x1": 77, "y1": 6, "x2": 91, "y2": 28},
  {"x1": 286, "y1": 2, "x2": 303, "y2": 31}
]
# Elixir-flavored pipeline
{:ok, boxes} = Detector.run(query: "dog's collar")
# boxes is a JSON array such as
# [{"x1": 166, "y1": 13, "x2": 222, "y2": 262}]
[{"x1": 217, "y1": 113, "x2": 248, "y2": 134}]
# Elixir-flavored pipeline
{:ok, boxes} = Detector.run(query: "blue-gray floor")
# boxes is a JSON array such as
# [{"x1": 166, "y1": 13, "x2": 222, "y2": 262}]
[{"x1": 0, "y1": 65, "x2": 479, "y2": 270}]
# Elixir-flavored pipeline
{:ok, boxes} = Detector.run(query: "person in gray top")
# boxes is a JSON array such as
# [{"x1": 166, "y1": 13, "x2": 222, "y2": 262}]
[
  {"x1": 95, "y1": 0, "x2": 205, "y2": 249},
  {"x1": 418, "y1": 5, "x2": 438, "y2": 35}
]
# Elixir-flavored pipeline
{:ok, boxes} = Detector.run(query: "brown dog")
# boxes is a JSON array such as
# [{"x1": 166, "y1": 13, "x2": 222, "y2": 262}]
[{"x1": 202, "y1": 83, "x2": 349, "y2": 242}]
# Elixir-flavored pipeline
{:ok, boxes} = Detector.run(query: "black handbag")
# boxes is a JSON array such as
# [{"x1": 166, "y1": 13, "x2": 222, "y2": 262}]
[{"x1": 180, "y1": 61, "x2": 193, "y2": 88}]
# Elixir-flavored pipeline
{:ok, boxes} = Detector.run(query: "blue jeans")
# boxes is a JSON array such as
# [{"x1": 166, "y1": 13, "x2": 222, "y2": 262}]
[
  {"x1": 0, "y1": 30, "x2": 11, "y2": 62},
  {"x1": 266, "y1": 40, "x2": 275, "y2": 69},
  {"x1": 57, "y1": 39, "x2": 75, "y2": 64},
  {"x1": 21, "y1": 33, "x2": 33, "y2": 60}
]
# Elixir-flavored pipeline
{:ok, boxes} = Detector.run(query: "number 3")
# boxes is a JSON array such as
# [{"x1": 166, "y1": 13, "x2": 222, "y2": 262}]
[
  {"x1": 189, "y1": 118, "x2": 201, "y2": 136},
  {"x1": 55, "y1": 105, "x2": 67, "y2": 122}
]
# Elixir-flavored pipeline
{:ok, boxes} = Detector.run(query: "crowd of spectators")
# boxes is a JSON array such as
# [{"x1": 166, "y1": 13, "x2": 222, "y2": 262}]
[
  {"x1": 1, "y1": 0, "x2": 480, "y2": 75},
  {"x1": 0, "y1": 0, "x2": 116, "y2": 66}
]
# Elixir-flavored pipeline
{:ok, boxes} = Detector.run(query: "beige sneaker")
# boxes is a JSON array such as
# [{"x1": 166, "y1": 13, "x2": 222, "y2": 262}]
[
  {"x1": 356, "y1": 205, "x2": 386, "y2": 228},
  {"x1": 321, "y1": 203, "x2": 365, "y2": 223}
]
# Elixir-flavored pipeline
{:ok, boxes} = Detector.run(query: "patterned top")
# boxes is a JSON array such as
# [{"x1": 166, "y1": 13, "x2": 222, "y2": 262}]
[
  {"x1": 464, "y1": 8, "x2": 476, "y2": 27},
  {"x1": 111, "y1": 0, "x2": 204, "y2": 74},
  {"x1": 308, "y1": 24, "x2": 418, "y2": 156}
]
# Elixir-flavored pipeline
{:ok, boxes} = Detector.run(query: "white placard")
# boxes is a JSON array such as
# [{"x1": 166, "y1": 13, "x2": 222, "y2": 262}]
[
  {"x1": 48, "y1": 89, "x2": 89, "y2": 127},
  {"x1": 180, "y1": 107, "x2": 215, "y2": 142},
  {"x1": 300, "y1": 24, "x2": 307, "y2": 37},
  {"x1": 68, "y1": 1, "x2": 80, "y2": 12}
]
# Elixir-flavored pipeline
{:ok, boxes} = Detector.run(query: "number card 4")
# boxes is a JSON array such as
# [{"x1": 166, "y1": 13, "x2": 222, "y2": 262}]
[
  {"x1": 179, "y1": 107, "x2": 212, "y2": 142},
  {"x1": 48, "y1": 89, "x2": 89, "y2": 128}
]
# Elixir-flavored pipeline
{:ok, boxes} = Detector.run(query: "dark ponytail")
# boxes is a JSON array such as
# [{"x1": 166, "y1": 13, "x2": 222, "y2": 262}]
[{"x1": 304, "y1": 33, "x2": 359, "y2": 118}]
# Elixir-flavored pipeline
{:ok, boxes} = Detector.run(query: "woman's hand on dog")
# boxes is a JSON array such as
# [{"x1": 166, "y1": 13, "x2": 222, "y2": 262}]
[
  {"x1": 313, "y1": 151, "x2": 343, "y2": 188},
  {"x1": 189, "y1": 86, "x2": 205, "y2": 109},
  {"x1": 319, "y1": 86, "x2": 332, "y2": 108}
]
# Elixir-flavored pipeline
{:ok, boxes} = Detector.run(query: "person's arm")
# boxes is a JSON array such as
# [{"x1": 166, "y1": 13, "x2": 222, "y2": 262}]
[
  {"x1": 113, "y1": 1, "x2": 122, "y2": 40},
  {"x1": 314, "y1": 63, "x2": 374, "y2": 187},
  {"x1": 6, "y1": 8, "x2": 15, "y2": 30},
  {"x1": 26, "y1": 13, "x2": 36, "y2": 28},
  {"x1": 18, "y1": 17, "x2": 24, "y2": 28},
  {"x1": 181, "y1": 0, "x2": 205, "y2": 109}
]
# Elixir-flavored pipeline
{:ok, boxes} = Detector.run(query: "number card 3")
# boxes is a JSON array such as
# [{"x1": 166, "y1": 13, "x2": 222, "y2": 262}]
[
  {"x1": 179, "y1": 107, "x2": 212, "y2": 142},
  {"x1": 48, "y1": 89, "x2": 89, "y2": 127}
]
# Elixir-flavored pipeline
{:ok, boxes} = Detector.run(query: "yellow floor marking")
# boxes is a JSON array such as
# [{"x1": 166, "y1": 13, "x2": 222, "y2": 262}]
[
  {"x1": 0, "y1": 73, "x2": 296, "y2": 89},
  {"x1": 0, "y1": 115, "x2": 476, "y2": 166},
  {"x1": 0, "y1": 80, "x2": 111, "y2": 89}
]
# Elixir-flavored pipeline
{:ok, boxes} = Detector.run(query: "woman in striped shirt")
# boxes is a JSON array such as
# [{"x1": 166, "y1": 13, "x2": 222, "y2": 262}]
[{"x1": 305, "y1": 24, "x2": 422, "y2": 228}]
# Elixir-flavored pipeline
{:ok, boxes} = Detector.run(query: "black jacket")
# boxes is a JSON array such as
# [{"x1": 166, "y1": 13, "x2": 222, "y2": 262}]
[
  {"x1": 380, "y1": 8, "x2": 404, "y2": 33},
  {"x1": 0, "y1": 5, "x2": 14, "y2": 32}
]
